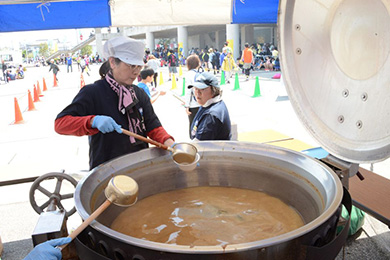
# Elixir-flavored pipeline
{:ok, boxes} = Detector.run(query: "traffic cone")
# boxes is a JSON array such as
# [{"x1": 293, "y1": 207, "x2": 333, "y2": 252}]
[
  {"x1": 233, "y1": 73, "x2": 240, "y2": 90},
  {"x1": 13, "y1": 98, "x2": 24, "y2": 124},
  {"x1": 42, "y1": 77, "x2": 47, "y2": 91},
  {"x1": 181, "y1": 78, "x2": 186, "y2": 96},
  {"x1": 171, "y1": 74, "x2": 177, "y2": 90},
  {"x1": 37, "y1": 81, "x2": 44, "y2": 97},
  {"x1": 27, "y1": 90, "x2": 36, "y2": 111},
  {"x1": 220, "y1": 71, "x2": 225, "y2": 85},
  {"x1": 80, "y1": 73, "x2": 85, "y2": 88},
  {"x1": 179, "y1": 65, "x2": 183, "y2": 77},
  {"x1": 252, "y1": 76, "x2": 262, "y2": 97},
  {"x1": 159, "y1": 71, "x2": 164, "y2": 85},
  {"x1": 33, "y1": 85, "x2": 40, "y2": 102},
  {"x1": 53, "y1": 74, "x2": 58, "y2": 87}
]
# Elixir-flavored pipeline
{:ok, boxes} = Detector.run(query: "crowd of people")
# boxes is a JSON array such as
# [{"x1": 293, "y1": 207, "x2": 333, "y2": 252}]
[{"x1": 1, "y1": 60, "x2": 24, "y2": 83}]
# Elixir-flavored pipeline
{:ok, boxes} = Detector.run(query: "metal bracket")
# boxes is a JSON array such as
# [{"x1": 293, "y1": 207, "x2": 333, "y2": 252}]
[{"x1": 320, "y1": 154, "x2": 361, "y2": 189}]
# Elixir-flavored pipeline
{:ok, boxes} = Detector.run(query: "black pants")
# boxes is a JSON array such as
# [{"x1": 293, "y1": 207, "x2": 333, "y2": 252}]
[
  {"x1": 152, "y1": 72, "x2": 158, "y2": 87},
  {"x1": 2, "y1": 71, "x2": 8, "y2": 82},
  {"x1": 54, "y1": 71, "x2": 59, "y2": 81}
]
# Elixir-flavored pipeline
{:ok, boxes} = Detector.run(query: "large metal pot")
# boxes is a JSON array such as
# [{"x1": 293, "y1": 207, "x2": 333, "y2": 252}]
[{"x1": 74, "y1": 141, "x2": 350, "y2": 260}]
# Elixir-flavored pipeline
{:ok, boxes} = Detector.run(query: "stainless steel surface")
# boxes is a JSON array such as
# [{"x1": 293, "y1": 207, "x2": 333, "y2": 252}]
[
  {"x1": 172, "y1": 142, "x2": 198, "y2": 164},
  {"x1": 173, "y1": 152, "x2": 200, "y2": 172},
  {"x1": 278, "y1": 0, "x2": 390, "y2": 163},
  {"x1": 32, "y1": 211, "x2": 66, "y2": 246},
  {"x1": 104, "y1": 175, "x2": 138, "y2": 207},
  {"x1": 74, "y1": 141, "x2": 343, "y2": 257}
]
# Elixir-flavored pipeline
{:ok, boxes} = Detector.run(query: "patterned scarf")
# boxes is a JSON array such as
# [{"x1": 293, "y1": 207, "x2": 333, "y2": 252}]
[{"x1": 105, "y1": 72, "x2": 145, "y2": 144}]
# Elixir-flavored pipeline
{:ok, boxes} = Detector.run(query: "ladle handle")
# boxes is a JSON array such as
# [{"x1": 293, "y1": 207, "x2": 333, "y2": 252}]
[
  {"x1": 121, "y1": 128, "x2": 171, "y2": 151},
  {"x1": 58, "y1": 199, "x2": 112, "y2": 250}
]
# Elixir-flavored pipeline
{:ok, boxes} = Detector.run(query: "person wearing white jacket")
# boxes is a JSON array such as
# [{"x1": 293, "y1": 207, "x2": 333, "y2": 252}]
[
  {"x1": 146, "y1": 54, "x2": 160, "y2": 88},
  {"x1": 184, "y1": 55, "x2": 202, "y2": 137}
]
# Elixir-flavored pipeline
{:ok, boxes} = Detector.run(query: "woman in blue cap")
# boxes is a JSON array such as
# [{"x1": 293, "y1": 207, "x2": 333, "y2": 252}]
[{"x1": 188, "y1": 72, "x2": 231, "y2": 140}]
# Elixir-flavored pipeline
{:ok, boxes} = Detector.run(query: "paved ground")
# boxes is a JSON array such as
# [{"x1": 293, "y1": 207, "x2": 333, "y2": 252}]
[{"x1": 0, "y1": 64, "x2": 389, "y2": 259}]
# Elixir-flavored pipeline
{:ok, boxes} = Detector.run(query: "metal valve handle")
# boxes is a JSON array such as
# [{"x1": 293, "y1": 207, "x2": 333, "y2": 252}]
[{"x1": 29, "y1": 172, "x2": 78, "y2": 217}]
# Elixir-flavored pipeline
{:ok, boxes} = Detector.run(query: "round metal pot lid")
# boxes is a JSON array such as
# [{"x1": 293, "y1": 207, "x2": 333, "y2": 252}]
[{"x1": 278, "y1": 0, "x2": 390, "y2": 163}]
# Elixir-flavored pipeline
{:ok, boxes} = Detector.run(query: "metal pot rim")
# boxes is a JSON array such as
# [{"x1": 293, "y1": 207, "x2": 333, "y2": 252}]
[{"x1": 74, "y1": 141, "x2": 343, "y2": 253}]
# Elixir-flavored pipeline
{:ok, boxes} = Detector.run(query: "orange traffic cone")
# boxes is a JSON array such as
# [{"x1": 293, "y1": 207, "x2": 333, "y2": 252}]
[
  {"x1": 13, "y1": 98, "x2": 24, "y2": 124},
  {"x1": 53, "y1": 74, "x2": 58, "y2": 87},
  {"x1": 33, "y1": 85, "x2": 40, "y2": 102},
  {"x1": 37, "y1": 81, "x2": 44, "y2": 97},
  {"x1": 28, "y1": 90, "x2": 36, "y2": 111},
  {"x1": 80, "y1": 73, "x2": 85, "y2": 88},
  {"x1": 42, "y1": 77, "x2": 48, "y2": 91}
]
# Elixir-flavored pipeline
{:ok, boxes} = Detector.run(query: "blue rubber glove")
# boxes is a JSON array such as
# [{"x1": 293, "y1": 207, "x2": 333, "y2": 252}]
[
  {"x1": 92, "y1": 115, "x2": 122, "y2": 134},
  {"x1": 24, "y1": 237, "x2": 72, "y2": 260}
]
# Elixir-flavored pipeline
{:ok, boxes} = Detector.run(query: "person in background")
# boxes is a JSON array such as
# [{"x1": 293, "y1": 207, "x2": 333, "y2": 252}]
[
  {"x1": 16, "y1": 64, "x2": 24, "y2": 79},
  {"x1": 221, "y1": 51, "x2": 237, "y2": 84},
  {"x1": 85, "y1": 55, "x2": 91, "y2": 71},
  {"x1": 189, "y1": 72, "x2": 231, "y2": 141},
  {"x1": 222, "y1": 41, "x2": 233, "y2": 55},
  {"x1": 264, "y1": 56, "x2": 274, "y2": 71},
  {"x1": 167, "y1": 49, "x2": 178, "y2": 81},
  {"x1": 138, "y1": 66, "x2": 166, "y2": 104},
  {"x1": 1, "y1": 60, "x2": 8, "y2": 83},
  {"x1": 241, "y1": 42, "x2": 254, "y2": 81},
  {"x1": 202, "y1": 48, "x2": 210, "y2": 72},
  {"x1": 80, "y1": 56, "x2": 89, "y2": 76},
  {"x1": 209, "y1": 48, "x2": 219, "y2": 75},
  {"x1": 77, "y1": 55, "x2": 81, "y2": 72},
  {"x1": 54, "y1": 36, "x2": 175, "y2": 170},
  {"x1": 184, "y1": 54, "x2": 202, "y2": 137},
  {"x1": 219, "y1": 47, "x2": 228, "y2": 80},
  {"x1": 146, "y1": 54, "x2": 160, "y2": 87},
  {"x1": 272, "y1": 47, "x2": 279, "y2": 59},
  {"x1": 66, "y1": 53, "x2": 73, "y2": 73},
  {"x1": 23, "y1": 237, "x2": 71, "y2": 260},
  {"x1": 48, "y1": 59, "x2": 60, "y2": 82}
]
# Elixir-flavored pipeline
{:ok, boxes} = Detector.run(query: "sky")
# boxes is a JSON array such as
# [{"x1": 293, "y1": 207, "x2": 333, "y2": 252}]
[{"x1": 0, "y1": 28, "x2": 95, "y2": 50}]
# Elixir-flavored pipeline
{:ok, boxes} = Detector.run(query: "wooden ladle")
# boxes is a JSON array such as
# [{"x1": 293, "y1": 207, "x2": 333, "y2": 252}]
[{"x1": 121, "y1": 128, "x2": 197, "y2": 164}]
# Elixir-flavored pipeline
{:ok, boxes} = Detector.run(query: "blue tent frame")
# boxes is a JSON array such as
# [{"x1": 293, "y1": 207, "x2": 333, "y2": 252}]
[{"x1": 0, "y1": 0, "x2": 279, "y2": 32}]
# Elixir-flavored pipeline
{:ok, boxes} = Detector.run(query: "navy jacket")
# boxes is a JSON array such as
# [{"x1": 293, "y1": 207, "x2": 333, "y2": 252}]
[{"x1": 190, "y1": 100, "x2": 231, "y2": 140}]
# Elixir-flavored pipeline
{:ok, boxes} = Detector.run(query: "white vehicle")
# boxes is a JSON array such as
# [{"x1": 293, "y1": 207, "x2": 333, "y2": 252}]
[{"x1": 0, "y1": 50, "x2": 23, "y2": 68}]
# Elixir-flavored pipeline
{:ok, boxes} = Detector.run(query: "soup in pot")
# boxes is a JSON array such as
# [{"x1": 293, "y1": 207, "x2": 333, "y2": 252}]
[{"x1": 111, "y1": 186, "x2": 304, "y2": 247}]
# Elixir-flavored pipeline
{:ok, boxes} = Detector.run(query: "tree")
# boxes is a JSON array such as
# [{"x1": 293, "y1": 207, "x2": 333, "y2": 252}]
[
  {"x1": 39, "y1": 43, "x2": 49, "y2": 58},
  {"x1": 80, "y1": 45, "x2": 92, "y2": 56}
]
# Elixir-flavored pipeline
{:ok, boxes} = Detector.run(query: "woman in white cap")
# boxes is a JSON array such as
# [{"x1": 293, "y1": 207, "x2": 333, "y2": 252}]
[
  {"x1": 54, "y1": 36, "x2": 175, "y2": 169},
  {"x1": 188, "y1": 72, "x2": 231, "y2": 140}
]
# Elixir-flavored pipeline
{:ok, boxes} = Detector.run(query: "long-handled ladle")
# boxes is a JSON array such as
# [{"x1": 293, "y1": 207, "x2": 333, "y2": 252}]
[
  {"x1": 58, "y1": 175, "x2": 138, "y2": 250},
  {"x1": 121, "y1": 128, "x2": 198, "y2": 164}
]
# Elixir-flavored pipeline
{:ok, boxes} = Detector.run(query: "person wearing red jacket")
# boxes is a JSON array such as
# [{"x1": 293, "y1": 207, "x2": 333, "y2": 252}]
[{"x1": 55, "y1": 36, "x2": 174, "y2": 169}]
